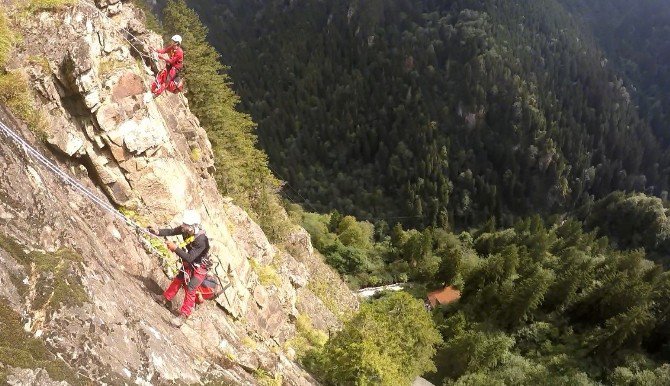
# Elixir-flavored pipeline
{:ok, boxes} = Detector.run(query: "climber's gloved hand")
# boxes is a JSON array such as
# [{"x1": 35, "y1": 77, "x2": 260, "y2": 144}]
[
  {"x1": 166, "y1": 241, "x2": 178, "y2": 252},
  {"x1": 147, "y1": 226, "x2": 158, "y2": 236}
]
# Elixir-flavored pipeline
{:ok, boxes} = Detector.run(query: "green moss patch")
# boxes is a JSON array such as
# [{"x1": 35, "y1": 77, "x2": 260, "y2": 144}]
[
  {"x1": 0, "y1": 301, "x2": 81, "y2": 384},
  {"x1": 25, "y1": 0, "x2": 77, "y2": 12},
  {"x1": 0, "y1": 233, "x2": 88, "y2": 319},
  {"x1": 30, "y1": 248, "x2": 88, "y2": 318},
  {"x1": 250, "y1": 259, "x2": 282, "y2": 287}
]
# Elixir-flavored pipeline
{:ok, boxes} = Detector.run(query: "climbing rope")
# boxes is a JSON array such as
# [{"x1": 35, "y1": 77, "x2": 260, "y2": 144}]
[
  {"x1": 0, "y1": 119, "x2": 164, "y2": 251},
  {"x1": 79, "y1": 1, "x2": 192, "y2": 148},
  {"x1": 78, "y1": 1, "x2": 154, "y2": 62}
]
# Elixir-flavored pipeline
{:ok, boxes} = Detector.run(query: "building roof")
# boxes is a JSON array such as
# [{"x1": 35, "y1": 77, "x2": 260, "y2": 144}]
[{"x1": 427, "y1": 286, "x2": 461, "y2": 307}]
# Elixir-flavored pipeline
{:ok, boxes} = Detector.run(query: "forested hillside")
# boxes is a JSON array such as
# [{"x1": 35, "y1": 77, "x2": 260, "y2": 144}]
[
  {"x1": 140, "y1": 1, "x2": 670, "y2": 384},
  {"x1": 558, "y1": 0, "x2": 670, "y2": 144},
  {"x1": 289, "y1": 207, "x2": 670, "y2": 385},
  {"x1": 174, "y1": 0, "x2": 669, "y2": 230}
]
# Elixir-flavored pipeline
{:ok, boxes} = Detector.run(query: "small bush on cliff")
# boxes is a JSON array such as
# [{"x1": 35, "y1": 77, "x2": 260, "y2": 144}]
[
  {"x1": 0, "y1": 14, "x2": 47, "y2": 135},
  {"x1": 0, "y1": 71, "x2": 48, "y2": 134},
  {"x1": 26, "y1": 0, "x2": 77, "y2": 12},
  {"x1": 0, "y1": 14, "x2": 13, "y2": 66},
  {"x1": 306, "y1": 291, "x2": 442, "y2": 386}
]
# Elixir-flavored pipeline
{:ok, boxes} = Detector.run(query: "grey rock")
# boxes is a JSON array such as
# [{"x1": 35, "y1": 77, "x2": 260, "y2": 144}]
[{"x1": 6, "y1": 367, "x2": 69, "y2": 386}]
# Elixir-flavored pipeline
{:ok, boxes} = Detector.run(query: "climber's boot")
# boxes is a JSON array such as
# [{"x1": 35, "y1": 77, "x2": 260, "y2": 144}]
[{"x1": 151, "y1": 292, "x2": 169, "y2": 308}]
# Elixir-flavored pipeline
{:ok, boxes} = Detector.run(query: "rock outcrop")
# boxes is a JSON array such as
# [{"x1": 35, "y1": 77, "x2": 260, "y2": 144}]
[{"x1": 0, "y1": 1, "x2": 357, "y2": 384}]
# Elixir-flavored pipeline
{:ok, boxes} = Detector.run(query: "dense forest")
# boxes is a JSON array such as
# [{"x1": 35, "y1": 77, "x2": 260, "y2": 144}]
[
  {"x1": 145, "y1": 1, "x2": 670, "y2": 384},
  {"x1": 171, "y1": 0, "x2": 670, "y2": 231},
  {"x1": 558, "y1": 0, "x2": 670, "y2": 145},
  {"x1": 286, "y1": 203, "x2": 670, "y2": 385}
]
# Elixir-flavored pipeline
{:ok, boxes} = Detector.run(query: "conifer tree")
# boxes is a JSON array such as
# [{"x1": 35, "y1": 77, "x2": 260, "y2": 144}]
[{"x1": 161, "y1": 0, "x2": 287, "y2": 238}]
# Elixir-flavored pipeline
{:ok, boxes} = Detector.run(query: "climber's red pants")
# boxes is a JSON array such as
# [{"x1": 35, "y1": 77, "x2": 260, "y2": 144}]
[
  {"x1": 152, "y1": 66, "x2": 180, "y2": 96},
  {"x1": 163, "y1": 264, "x2": 207, "y2": 317}
]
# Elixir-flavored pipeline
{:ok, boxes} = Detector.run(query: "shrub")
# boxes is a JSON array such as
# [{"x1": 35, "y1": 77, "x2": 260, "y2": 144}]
[
  {"x1": 309, "y1": 292, "x2": 442, "y2": 385},
  {"x1": 0, "y1": 14, "x2": 14, "y2": 67},
  {"x1": 26, "y1": 0, "x2": 77, "y2": 12},
  {"x1": 0, "y1": 71, "x2": 48, "y2": 135},
  {"x1": 250, "y1": 259, "x2": 282, "y2": 287}
]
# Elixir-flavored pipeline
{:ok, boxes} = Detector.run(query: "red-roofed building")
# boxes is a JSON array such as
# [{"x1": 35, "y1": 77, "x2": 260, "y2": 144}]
[{"x1": 426, "y1": 286, "x2": 461, "y2": 309}]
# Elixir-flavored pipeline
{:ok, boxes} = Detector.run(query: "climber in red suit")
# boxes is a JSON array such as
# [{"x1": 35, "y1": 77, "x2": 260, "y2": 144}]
[{"x1": 152, "y1": 34, "x2": 184, "y2": 96}]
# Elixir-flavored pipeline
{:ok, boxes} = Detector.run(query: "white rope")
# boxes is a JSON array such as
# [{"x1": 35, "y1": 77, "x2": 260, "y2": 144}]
[
  {"x1": 0, "y1": 119, "x2": 156, "y2": 239},
  {"x1": 78, "y1": 0, "x2": 155, "y2": 62}
]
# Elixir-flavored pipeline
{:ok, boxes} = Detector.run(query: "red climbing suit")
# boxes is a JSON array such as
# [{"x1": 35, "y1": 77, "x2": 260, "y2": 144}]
[
  {"x1": 156, "y1": 227, "x2": 210, "y2": 317},
  {"x1": 152, "y1": 43, "x2": 184, "y2": 96}
]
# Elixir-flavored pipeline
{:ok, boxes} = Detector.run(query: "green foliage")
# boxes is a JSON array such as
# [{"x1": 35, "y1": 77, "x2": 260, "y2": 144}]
[
  {"x1": 307, "y1": 276, "x2": 344, "y2": 320},
  {"x1": 119, "y1": 207, "x2": 179, "y2": 277},
  {"x1": 249, "y1": 259, "x2": 282, "y2": 287},
  {"x1": 308, "y1": 291, "x2": 441, "y2": 386},
  {"x1": 131, "y1": 0, "x2": 165, "y2": 35},
  {"x1": 581, "y1": 191, "x2": 670, "y2": 265},
  {"x1": 189, "y1": 146, "x2": 201, "y2": 162},
  {"x1": 161, "y1": 0, "x2": 289, "y2": 241},
  {"x1": 299, "y1": 209, "x2": 474, "y2": 288},
  {"x1": 0, "y1": 71, "x2": 47, "y2": 135},
  {"x1": 558, "y1": 0, "x2": 670, "y2": 145},
  {"x1": 610, "y1": 364, "x2": 670, "y2": 386},
  {"x1": 253, "y1": 369, "x2": 282, "y2": 386},
  {"x1": 0, "y1": 13, "x2": 14, "y2": 67},
  {"x1": 26, "y1": 0, "x2": 76, "y2": 12},
  {"x1": 0, "y1": 15, "x2": 47, "y2": 134},
  {"x1": 185, "y1": 0, "x2": 670, "y2": 231},
  {"x1": 425, "y1": 217, "x2": 670, "y2": 385},
  {"x1": 288, "y1": 314, "x2": 328, "y2": 358}
]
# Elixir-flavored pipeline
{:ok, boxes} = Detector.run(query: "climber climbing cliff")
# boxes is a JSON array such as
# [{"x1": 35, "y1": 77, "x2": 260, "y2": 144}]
[
  {"x1": 148, "y1": 209, "x2": 211, "y2": 327},
  {"x1": 151, "y1": 34, "x2": 184, "y2": 97}
]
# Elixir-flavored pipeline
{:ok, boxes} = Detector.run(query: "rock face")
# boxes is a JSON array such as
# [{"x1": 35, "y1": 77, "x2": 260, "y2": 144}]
[{"x1": 0, "y1": 2, "x2": 357, "y2": 384}]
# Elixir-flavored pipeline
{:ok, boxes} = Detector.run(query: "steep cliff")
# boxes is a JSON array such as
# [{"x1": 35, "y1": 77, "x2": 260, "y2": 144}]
[{"x1": 0, "y1": 1, "x2": 356, "y2": 384}]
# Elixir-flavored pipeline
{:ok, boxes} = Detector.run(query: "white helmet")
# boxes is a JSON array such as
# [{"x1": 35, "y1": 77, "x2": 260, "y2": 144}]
[
  {"x1": 171, "y1": 34, "x2": 182, "y2": 44},
  {"x1": 182, "y1": 209, "x2": 200, "y2": 226}
]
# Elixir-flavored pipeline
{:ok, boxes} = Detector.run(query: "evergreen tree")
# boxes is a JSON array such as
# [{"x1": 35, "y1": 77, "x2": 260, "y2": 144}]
[{"x1": 161, "y1": 0, "x2": 287, "y2": 239}]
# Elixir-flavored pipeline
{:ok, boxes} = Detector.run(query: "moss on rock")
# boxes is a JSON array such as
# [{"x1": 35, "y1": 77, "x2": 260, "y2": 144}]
[{"x1": 0, "y1": 301, "x2": 81, "y2": 384}]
